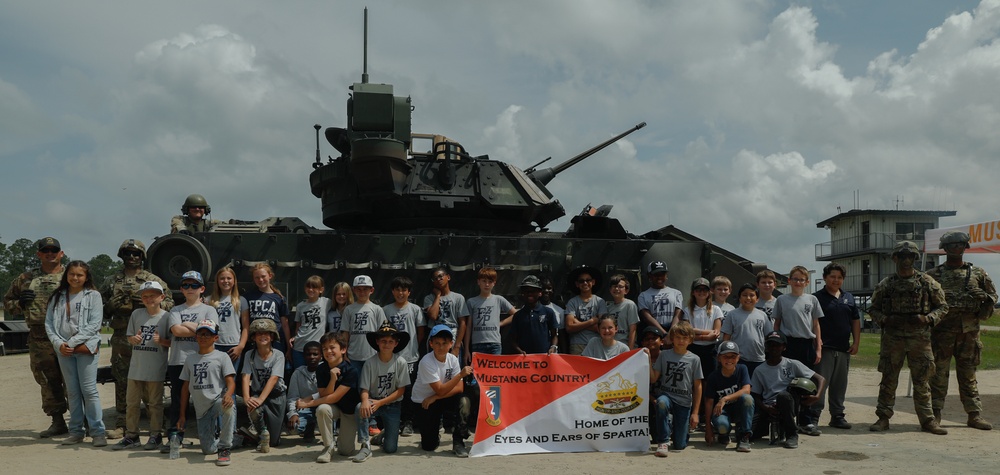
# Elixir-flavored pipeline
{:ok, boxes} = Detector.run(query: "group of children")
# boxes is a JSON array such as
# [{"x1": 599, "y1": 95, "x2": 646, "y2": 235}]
[{"x1": 103, "y1": 260, "x2": 847, "y2": 465}]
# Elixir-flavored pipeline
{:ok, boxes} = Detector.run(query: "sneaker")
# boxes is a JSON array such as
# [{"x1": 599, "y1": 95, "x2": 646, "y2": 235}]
[
  {"x1": 368, "y1": 426, "x2": 381, "y2": 437},
  {"x1": 316, "y1": 445, "x2": 334, "y2": 463},
  {"x1": 654, "y1": 442, "x2": 670, "y2": 457},
  {"x1": 736, "y1": 434, "x2": 751, "y2": 453},
  {"x1": 869, "y1": 418, "x2": 890, "y2": 432},
  {"x1": 62, "y1": 434, "x2": 85, "y2": 445},
  {"x1": 798, "y1": 423, "x2": 822, "y2": 436},
  {"x1": 717, "y1": 433, "x2": 730, "y2": 446},
  {"x1": 216, "y1": 448, "x2": 231, "y2": 466},
  {"x1": 370, "y1": 431, "x2": 384, "y2": 446},
  {"x1": 783, "y1": 435, "x2": 799, "y2": 449},
  {"x1": 92, "y1": 436, "x2": 108, "y2": 447},
  {"x1": 353, "y1": 444, "x2": 372, "y2": 463},
  {"x1": 143, "y1": 435, "x2": 162, "y2": 451},
  {"x1": 257, "y1": 429, "x2": 270, "y2": 453},
  {"x1": 829, "y1": 417, "x2": 852, "y2": 430},
  {"x1": 401, "y1": 421, "x2": 414, "y2": 437},
  {"x1": 453, "y1": 441, "x2": 469, "y2": 458},
  {"x1": 112, "y1": 436, "x2": 139, "y2": 451}
]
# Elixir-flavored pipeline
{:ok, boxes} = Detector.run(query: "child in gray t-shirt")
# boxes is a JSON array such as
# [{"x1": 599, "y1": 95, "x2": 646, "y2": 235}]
[
  {"x1": 353, "y1": 322, "x2": 413, "y2": 462},
  {"x1": 291, "y1": 276, "x2": 332, "y2": 369},
  {"x1": 177, "y1": 320, "x2": 236, "y2": 466},
  {"x1": 242, "y1": 319, "x2": 287, "y2": 451},
  {"x1": 650, "y1": 322, "x2": 703, "y2": 456}
]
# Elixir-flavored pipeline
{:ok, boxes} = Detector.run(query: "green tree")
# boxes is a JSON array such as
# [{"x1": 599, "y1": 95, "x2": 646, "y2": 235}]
[
  {"x1": 0, "y1": 237, "x2": 40, "y2": 294},
  {"x1": 88, "y1": 254, "x2": 123, "y2": 288}
]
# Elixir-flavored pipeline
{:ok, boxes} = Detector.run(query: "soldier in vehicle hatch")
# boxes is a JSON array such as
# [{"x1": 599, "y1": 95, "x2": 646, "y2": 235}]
[{"x1": 171, "y1": 194, "x2": 221, "y2": 234}]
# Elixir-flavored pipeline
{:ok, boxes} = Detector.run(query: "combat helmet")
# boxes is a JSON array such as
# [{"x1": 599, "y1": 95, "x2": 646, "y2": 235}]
[
  {"x1": 248, "y1": 318, "x2": 279, "y2": 341},
  {"x1": 939, "y1": 231, "x2": 971, "y2": 249},
  {"x1": 182, "y1": 194, "x2": 211, "y2": 215},
  {"x1": 892, "y1": 241, "x2": 920, "y2": 256},
  {"x1": 117, "y1": 239, "x2": 146, "y2": 260},
  {"x1": 787, "y1": 377, "x2": 818, "y2": 396}
]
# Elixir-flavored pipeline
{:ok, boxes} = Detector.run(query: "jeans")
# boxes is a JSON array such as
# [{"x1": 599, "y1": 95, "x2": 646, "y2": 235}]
[
  {"x1": 470, "y1": 342, "x2": 501, "y2": 356},
  {"x1": 711, "y1": 394, "x2": 755, "y2": 437},
  {"x1": 196, "y1": 398, "x2": 236, "y2": 454},
  {"x1": 784, "y1": 337, "x2": 818, "y2": 425},
  {"x1": 57, "y1": 352, "x2": 106, "y2": 437},
  {"x1": 292, "y1": 407, "x2": 317, "y2": 436},
  {"x1": 654, "y1": 395, "x2": 691, "y2": 449},
  {"x1": 166, "y1": 365, "x2": 184, "y2": 439},
  {"x1": 416, "y1": 394, "x2": 469, "y2": 451},
  {"x1": 357, "y1": 401, "x2": 402, "y2": 453},
  {"x1": 752, "y1": 391, "x2": 797, "y2": 440}
]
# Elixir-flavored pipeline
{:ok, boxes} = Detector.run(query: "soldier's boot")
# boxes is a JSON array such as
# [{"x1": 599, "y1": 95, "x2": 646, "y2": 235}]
[
  {"x1": 869, "y1": 418, "x2": 890, "y2": 432},
  {"x1": 932, "y1": 409, "x2": 941, "y2": 424},
  {"x1": 106, "y1": 415, "x2": 126, "y2": 439},
  {"x1": 921, "y1": 420, "x2": 948, "y2": 435},
  {"x1": 967, "y1": 412, "x2": 993, "y2": 431},
  {"x1": 40, "y1": 414, "x2": 68, "y2": 438}
]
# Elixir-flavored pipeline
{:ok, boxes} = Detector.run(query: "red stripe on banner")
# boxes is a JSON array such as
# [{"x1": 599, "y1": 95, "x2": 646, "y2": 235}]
[{"x1": 472, "y1": 350, "x2": 643, "y2": 443}]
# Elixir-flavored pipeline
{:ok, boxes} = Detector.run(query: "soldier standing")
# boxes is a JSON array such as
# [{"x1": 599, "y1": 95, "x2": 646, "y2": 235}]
[
  {"x1": 101, "y1": 239, "x2": 174, "y2": 438},
  {"x1": 2, "y1": 237, "x2": 69, "y2": 437},
  {"x1": 868, "y1": 241, "x2": 949, "y2": 435},
  {"x1": 926, "y1": 231, "x2": 997, "y2": 430},
  {"x1": 170, "y1": 194, "x2": 220, "y2": 234}
]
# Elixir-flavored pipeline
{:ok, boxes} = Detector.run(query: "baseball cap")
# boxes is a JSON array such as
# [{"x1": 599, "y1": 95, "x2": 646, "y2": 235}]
[
  {"x1": 196, "y1": 319, "x2": 219, "y2": 334},
  {"x1": 138, "y1": 281, "x2": 165, "y2": 294},
  {"x1": 641, "y1": 326, "x2": 664, "y2": 339},
  {"x1": 765, "y1": 331, "x2": 787, "y2": 345},
  {"x1": 519, "y1": 275, "x2": 543, "y2": 290},
  {"x1": 718, "y1": 340, "x2": 740, "y2": 355},
  {"x1": 353, "y1": 275, "x2": 374, "y2": 287},
  {"x1": 181, "y1": 270, "x2": 204, "y2": 285},
  {"x1": 37, "y1": 237, "x2": 61, "y2": 251},
  {"x1": 691, "y1": 277, "x2": 711, "y2": 290},
  {"x1": 429, "y1": 324, "x2": 454, "y2": 341},
  {"x1": 647, "y1": 261, "x2": 668, "y2": 274}
]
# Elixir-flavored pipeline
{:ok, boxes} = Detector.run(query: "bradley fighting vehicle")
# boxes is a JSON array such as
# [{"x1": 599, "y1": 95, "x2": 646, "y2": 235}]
[{"x1": 146, "y1": 10, "x2": 767, "y2": 307}]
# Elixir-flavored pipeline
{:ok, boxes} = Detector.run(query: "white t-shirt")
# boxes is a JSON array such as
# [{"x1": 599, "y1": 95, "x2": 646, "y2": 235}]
[{"x1": 411, "y1": 352, "x2": 460, "y2": 404}]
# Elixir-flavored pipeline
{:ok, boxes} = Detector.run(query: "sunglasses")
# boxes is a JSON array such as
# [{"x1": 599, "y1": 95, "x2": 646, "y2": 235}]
[
  {"x1": 39, "y1": 248, "x2": 61, "y2": 254},
  {"x1": 576, "y1": 278, "x2": 594, "y2": 284},
  {"x1": 123, "y1": 251, "x2": 143, "y2": 258},
  {"x1": 180, "y1": 283, "x2": 202, "y2": 290}
]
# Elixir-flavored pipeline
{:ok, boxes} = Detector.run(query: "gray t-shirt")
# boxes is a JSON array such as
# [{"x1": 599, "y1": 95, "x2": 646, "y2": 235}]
[
  {"x1": 466, "y1": 294, "x2": 514, "y2": 346},
  {"x1": 607, "y1": 298, "x2": 639, "y2": 346},
  {"x1": 423, "y1": 292, "x2": 469, "y2": 331},
  {"x1": 652, "y1": 349, "x2": 703, "y2": 407},
  {"x1": 294, "y1": 297, "x2": 332, "y2": 351},
  {"x1": 755, "y1": 297, "x2": 777, "y2": 324},
  {"x1": 715, "y1": 301, "x2": 736, "y2": 319},
  {"x1": 773, "y1": 294, "x2": 824, "y2": 339},
  {"x1": 360, "y1": 354, "x2": 412, "y2": 402},
  {"x1": 286, "y1": 365, "x2": 318, "y2": 419},
  {"x1": 581, "y1": 337, "x2": 630, "y2": 360},
  {"x1": 566, "y1": 295, "x2": 608, "y2": 346},
  {"x1": 168, "y1": 303, "x2": 220, "y2": 366},
  {"x1": 750, "y1": 357, "x2": 815, "y2": 404},
  {"x1": 327, "y1": 307, "x2": 344, "y2": 334},
  {"x1": 638, "y1": 286, "x2": 684, "y2": 327},
  {"x1": 242, "y1": 348, "x2": 287, "y2": 394},
  {"x1": 720, "y1": 307, "x2": 769, "y2": 363},
  {"x1": 383, "y1": 302, "x2": 425, "y2": 364},
  {"x1": 213, "y1": 295, "x2": 248, "y2": 346},
  {"x1": 342, "y1": 302, "x2": 387, "y2": 362},
  {"x1": 180, "y1": 350, "x2": 236, "y2": 419},
  {"x1": 127, "y1": 308, "x2": 170, "y2": 381},
  {"x1": 545, "y1": 302, "x2": 565, "y2": 329}
]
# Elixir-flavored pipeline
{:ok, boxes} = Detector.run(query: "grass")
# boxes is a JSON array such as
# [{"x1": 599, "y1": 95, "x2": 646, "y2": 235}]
[{"x1": 853, "y1": 327, "x2": 1000, "y2": 370}]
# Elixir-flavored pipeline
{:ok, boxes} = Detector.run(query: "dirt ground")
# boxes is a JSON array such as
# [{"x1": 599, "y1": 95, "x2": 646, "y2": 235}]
[{"x1": 0, "y1": 349, "x2": 997, "y2": 474}]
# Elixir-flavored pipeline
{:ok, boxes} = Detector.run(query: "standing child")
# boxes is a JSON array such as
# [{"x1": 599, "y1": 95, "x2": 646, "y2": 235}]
[
  {"x1": 750, "y1": 332, "x2": 826, "y2": 449},
  {"x1": 163, "y1": 270, "x2": 219, "y2": 452},
  {"x1": 242, "y1": 318, "x2": 287, "y2": 452},
  {"x1": 565, "y1": 265, "x2": 607, "y2": 355},
  {"x1": 208, "y1": 267, "x2": 248, "y2": 367},
  {"x1": 754, "y1": 270, "x2": 779, "y2": 323},
  {"x1": 711, "y1": 276, "x2": 736, "y2": 318},
  {"x1": 813, "y1": 263, "x2": 861, "y2": 430},
  {"x1": 286, "y1": 341, "x2": 322, "y2": 443},
  {"x1": 307, "y1": 332, "x2": 361, "y2": 463},
  {"x1": 638, "y1": 261, "x2": 684, "y2": 337},
  {"x1": 382, "y1": 276, "x2": 425, "y2": 437},
  {"x1": 412, "y1": 325, "x2": 473, "y2": 457},
  {"x1": 245, "y1": 263, "x2": 291, "y2": 354},
  {"x1": 509, "y1": 276, "x2": 558, "y2": 355},
  {"x1": 682, "y1": 278, "x2": 725, "y2": 377},
  {"x1": 607, "y1": 274, "x2": 639, "y2": 349},
  {"x1": 44, "y1": 261, "x2": 106, "y2": 447},
  {"x1": 340, "y1": 275, "x2": 387, "y2": 376},
  {"x1": 581, "y1": 315, "x2": 631, "y2": 360},
  {"x1": 703, "y1": 341, "x2": 754, "y2": 453},
  {"x1": 721, "y1": 284, "x2": 769, "y2": 376},
  {"x1": 772, "y1": 265, "x2": 824, "y2": 435},
  {"x1": 326, "y1": 281, "x2": 353, "y2": 334},
  {"x1": 423, "y1": 267, "x2": 469, "y2": 358},
  {"x1": 354, "y1": 322, "x2": 412, "y2": 462},
  {"x1": 291, "y1": 276, "x2": 331, "y2": 369},
  {"x1": 113, "y1": 281, "x2": 170, "y2": 451},
  {"x1": 464, "y1": 267, "x2": 515, "y2": 361},
  {"x1": 176, "y1": 320, "x2": 236, "y2": 466},
  {"x1": 650, "y1": 321, "x2": 703, "y2": 457}
]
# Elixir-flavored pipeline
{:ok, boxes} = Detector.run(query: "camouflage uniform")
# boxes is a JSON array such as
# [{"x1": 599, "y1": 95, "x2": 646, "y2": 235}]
[
  {"x1": 101, "y1": 269, "x2": 173, "y2": 423},
  {"x1": 3, "y1": 267, "x2": 68, "y2": 417},
  {"x1": 169, "y1": 215, "x2": 221, "y2": 234},
  {"x1": 926, "y1": 259, "x2": 997, "y2": 421},
  {"x1": 868, "y1": 267, "x2": 948, "y2": 427}
]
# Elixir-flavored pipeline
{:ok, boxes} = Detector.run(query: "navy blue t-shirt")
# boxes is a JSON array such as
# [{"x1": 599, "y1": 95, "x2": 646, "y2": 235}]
[
  {"x1": 813, "y1": 288, "x2": 860, "y2": 352},
  {"x1": 315, "y1": 359, "x2": 360, "y2": 414},
  {"x1": 511, "y1": 303, "x2": 557, "y2": 354},
  {"x1": 244, "y1": 288, "x2": 289, "y2": 341},
  {"x1": 704, "y1": 364, "x2": 751, "y2": 404}
]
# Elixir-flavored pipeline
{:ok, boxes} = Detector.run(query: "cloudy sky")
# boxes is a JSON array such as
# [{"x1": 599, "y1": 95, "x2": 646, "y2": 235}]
[{"x1": 2, "y1": 0, "x2": 999, "y2": 284}]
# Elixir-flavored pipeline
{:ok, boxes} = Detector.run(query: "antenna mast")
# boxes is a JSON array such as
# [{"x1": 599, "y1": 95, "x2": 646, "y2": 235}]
[{"x1": 362, "y1": 7, "x2": 369, "y2": 84}]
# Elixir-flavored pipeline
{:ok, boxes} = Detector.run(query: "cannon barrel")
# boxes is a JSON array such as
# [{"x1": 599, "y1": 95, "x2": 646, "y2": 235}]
[{"x1": 528, "y1": 121, "x2": 646, "y2": 186}]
